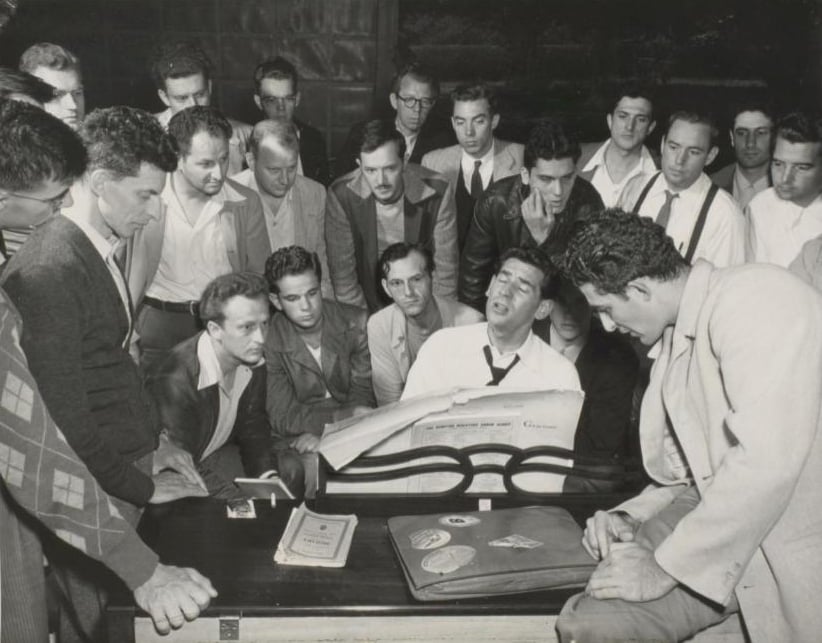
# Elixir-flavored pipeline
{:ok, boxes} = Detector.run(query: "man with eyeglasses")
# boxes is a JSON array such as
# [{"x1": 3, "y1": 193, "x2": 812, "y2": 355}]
[
  {"x1": 334, "y1": 61, "x2": 455, "y2": 178},
  {"x1": 252, "y1": 56, "x2": 330, "y2": 186},
  {"x1": 19, "y1": 42, "x2": 85, "y2": 131},
  {"x1": 710, "y1": 101, "x2": 774, "y2": 209},
  {"x1": 149, "y1": 40, "x2": 252, "y2": 176}
]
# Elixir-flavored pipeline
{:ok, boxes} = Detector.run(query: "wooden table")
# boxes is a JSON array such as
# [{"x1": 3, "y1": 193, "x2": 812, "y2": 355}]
[{"x1": 106, "y1": 495, "x2": 743, "y2": 642}]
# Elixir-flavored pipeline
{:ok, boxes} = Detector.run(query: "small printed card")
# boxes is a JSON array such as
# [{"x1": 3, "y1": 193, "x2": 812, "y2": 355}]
[{"x1": 274, "y1": 503, "x2": 358, "y2": 568}]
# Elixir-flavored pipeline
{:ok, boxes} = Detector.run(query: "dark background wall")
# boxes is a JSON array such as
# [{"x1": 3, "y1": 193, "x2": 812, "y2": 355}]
[{"x1": 1, "y1": 0, "x2": 820, "y2": 167}]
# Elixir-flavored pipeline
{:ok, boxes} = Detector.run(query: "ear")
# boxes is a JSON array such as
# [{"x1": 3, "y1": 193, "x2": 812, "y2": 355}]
[
  {"x1": 520, "y1": 166, "x2": 530, "y2": 185},
  {"x1": 158, "y1": 88, "x2": 170, "y2": 108},
  {"x1": 381, "y1": 278, "x2": 391, "y2": 298},
  {"x1": 356, "y1": 158, "x2": 362, "y2": 169},
  {"x1": 534, "y1": 299, "x2": 551, "y2": 321},
  {"x1": 389, "y1": 92, "x2": 398, "y2": 112},
  {"x1": 207, "y1": 79, "x2": 213, "y2": 98},
  {"x1": 245, "y1": 152, "x2": 255, "y2": 171},
  {"x1": 205, "y1": 319, "x2": 222, "y2": 338},
  {"x1": 268, "y1": 293, "x2": 283, "y2": 312},
  {"x1": 647, "y1": 120, "x2": 656, "y2": 136},
  {"x1": 253, "y1": 94, "x2": 262, "y2": 112},
  {"x1": 294, "y1": 91, "x2": 301, "y2": 109},
  {"x1": 606, "y1": 113, "x2": 613, "y2": 131},
  {"x1": 88, "y1": 168, "x2": 113, "y2": 196},
  {"x1": 490, "y1": 113, "x2": 500, "y2": 131},
  {"x1": 706, "y1": 145, "x2": 719, "y2": 167},
  {"x1": 659, "y1": 135, "x2": 666, "y2": 156},
  {"x1": 728, "y1": 129, "x2": 735, "y2": 149},
  {"x1": 625, "y1": 278, "x2": 652, "y2": 301}
]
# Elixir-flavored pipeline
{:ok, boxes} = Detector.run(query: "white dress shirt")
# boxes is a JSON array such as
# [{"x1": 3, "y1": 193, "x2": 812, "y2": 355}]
[
  {"x1": 620, "y1": 172, "x2": 746, "y2": 268},
  {"x1": 460, "y1": 144, "x2": 495, "y2": 193},
  {"x1": 146, "y1": 176, "x2": 234, "y2": 302},
  {"x1": 746, "y1": 188, "x2": 822, "y2": 267},
  {"x1": 401, "y1": 322, "x2": 581, "y2": 400},
  {"x1": 231, "y1": 169, "x2": 296, "y2": 251},
  {"x1": 583, "y1": 141, "x2": 658, "y2": 207}
]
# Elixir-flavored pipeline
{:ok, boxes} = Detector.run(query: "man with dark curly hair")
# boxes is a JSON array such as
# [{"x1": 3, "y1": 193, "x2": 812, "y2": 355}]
[
  {"x1": 555, "y1": 209, "x2": 822, "y2": 643},
  {"x1": 458, "y1": 119, "x2": 603, "y2": 313},
  {"x1": 2, "y1": 106, "x2": 216, "y2": 642}
]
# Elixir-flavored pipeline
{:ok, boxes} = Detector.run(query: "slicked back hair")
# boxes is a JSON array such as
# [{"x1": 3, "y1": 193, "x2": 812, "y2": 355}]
[
  {"x1": 253, "y1": 56, "x2": 298, "y2": 93},
  {"x1": 359, "y1": 119, "x2": 406, "y2": 160},
  {"x1": 19, "y1": 42, "x2": 81, "y2": 75},
  {"x1": 0, "y1": 67, "x2": 55, "y2": 105},
  {"x1": 560, "y1": 208, "x2": 687, "y2": 295},
  {"x1": 775, "y1": 111, "x2": 822, "y2": 148},
  {"x1": 451, "y1": 83, "x2": 497, "y2": 115},
  {"x1": 524, "y1": 119, "x2": 581, "y2": 170},
  {"x1": 495, "y1": 246, "x2": 558, "y2": 300},
  {"x1": 610, "y1": 83, "x2": 655, "y2": 120},
  {"x1": 249, "y1": 119, "x2": 299, "y2": 159},
  {"x1": 0, "y1": 97, "x2": 87, "y2": 191},
  {"x1": 666, "y1": 109, "x2": 720, "y2": 148},
  {"x1": 378, "y1": 242, "x2": 434, "y2": 279},
  {"x1": 168, "y1": 106, "x2": 232, "y2": 157},
  {"x1": 81, "y1": 106, "x2": 177, "y2": 178},
  {"x1": 199, "y1": 272, "x2": 269, "y2": 326},
  {"x1": 150, "y1": 40, "x2": 212, "y2": 90},
  {"x1": 265, "y1": 245, "x2": 323, "y2": 295}
]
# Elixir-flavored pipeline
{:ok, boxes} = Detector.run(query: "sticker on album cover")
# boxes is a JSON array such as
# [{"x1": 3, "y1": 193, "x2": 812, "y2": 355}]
[
  {"x1": 421, "y1": 545, "x2": 476, "y2": 575},
  {"x1": 488, "y1": 534, "x2": 543, "y2": 549},
  {"x1": 409, "y1": 528, "x2": 451, "y2": 550},
  {"x1": 438, "y1": 514, "x2": 480, "y2": 528}
]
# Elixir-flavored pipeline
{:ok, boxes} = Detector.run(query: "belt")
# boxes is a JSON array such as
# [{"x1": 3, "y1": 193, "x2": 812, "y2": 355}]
[{"x1": 143, "y1": 296, "x2": 199, "y2": 316}]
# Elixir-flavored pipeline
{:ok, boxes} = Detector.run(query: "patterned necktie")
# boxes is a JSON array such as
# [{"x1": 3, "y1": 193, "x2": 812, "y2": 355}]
[
  {"x1": 655, "y1": 190, "x2": 678, "y2": 229},
  {"x1": 483, "y1": 345, "x2": 520, "y2": 386},
  {"x1": 470, "y1": 160, "x2": 483, "y2": 199}
]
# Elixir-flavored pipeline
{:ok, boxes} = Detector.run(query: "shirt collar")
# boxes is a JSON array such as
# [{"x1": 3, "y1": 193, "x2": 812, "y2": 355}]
[
  {"x1": 658, "y1": 171, "x2": 710, "y2": 196},
  {"x1": 233, "y1": 169, "x2": 293, "y2": 208},
  {"x1": 582, "y1": 141, "x2": 657, "y2": 174},
  {"x1": 164, "y1": 173, "x2": 246, "y2": 210},
  {"x1": 460, "y1": 144, "x2": 495, "y2": 174},
  {"x1": 485, "y1": 326, "x2": 541, "y2": 367},
  {"x1": 60, "y1": 212, "x2": 121, "y2": 263},
  {"x1": 196, "y1": 331, "x2": 263, "y2": 391}
]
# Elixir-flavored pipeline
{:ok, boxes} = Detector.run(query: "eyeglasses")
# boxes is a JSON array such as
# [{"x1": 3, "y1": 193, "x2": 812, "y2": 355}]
[
  {"x1": 395, "y1": 94, "x2": 435, "y2": 110},
  {"x1": 7, "y1": 187, "x2": 70, "y2": 211},
  {"x1": 261, "y1": 94, "x2": 297, "y2": 106}
]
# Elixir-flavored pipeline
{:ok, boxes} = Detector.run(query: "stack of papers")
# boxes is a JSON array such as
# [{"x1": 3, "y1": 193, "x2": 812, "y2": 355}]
[{"x1": 274, "y1": 503, "x2": 358, "y2": 568}]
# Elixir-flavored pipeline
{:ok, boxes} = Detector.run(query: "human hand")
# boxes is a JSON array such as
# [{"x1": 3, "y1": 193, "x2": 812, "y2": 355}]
[
  {"x1": 585, "y1": 541, "x2": 677, "y2": 602},
  {"x1": 153, "y1": 433, "x2": 207, "y2": 491},
  {"x1": 149, "y1": 470, "x2": 209, "y2": 504},
  {"x1": 582, "y1": 510, "x2": 640, "y2": 560},
  {"x1": 133, "y1": 563, "x2": 218, "y2": 635},
  {"x1": 290, "y1": 433, "x2": 320, "y2": 454},
  {"x1": 520, "y1": 187, "x2": 555, "y2": 244}
]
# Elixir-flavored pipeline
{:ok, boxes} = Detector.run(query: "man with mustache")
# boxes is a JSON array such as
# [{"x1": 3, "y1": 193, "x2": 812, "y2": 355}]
[
  {"x1": 746, "y1": 111, "x2": 822, "y2": 267},
  {"x1": 128, "y1": 106, "x2": 269, "y2": 371},
  {"x1": 326, "y1": 119, "x2": 458, "y2": 312}
]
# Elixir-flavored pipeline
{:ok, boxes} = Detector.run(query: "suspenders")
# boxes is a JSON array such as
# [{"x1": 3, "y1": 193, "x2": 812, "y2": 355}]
[{"x1": 632, "y1": 171, "x2": 720, "y2": 264}]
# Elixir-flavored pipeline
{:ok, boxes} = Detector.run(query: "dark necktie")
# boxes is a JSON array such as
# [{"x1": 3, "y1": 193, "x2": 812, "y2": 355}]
[
  {"x1": 470, "y1": 160, "x2": 483, "y2": 199},
  {"x1": 655, "y1": 190, "x2": 678, "y2": 229},
  {"x1": 483, "y1": 345, "x2": 520, "y2": 386}
]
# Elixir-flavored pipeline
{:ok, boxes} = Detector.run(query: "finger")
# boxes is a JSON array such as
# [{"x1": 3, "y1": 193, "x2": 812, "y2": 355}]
[
  {"x1": 184, "y1": 568, "x2": 219, "y2": 598},
  {"x1": 173, "y1": 590, "x2": 202, "y2": 621},
  {"x1": 161, "y1": 598, "x2": 186, "y2": 630},
  {"x1": 587, "y1": 585, "x2": 628, "y2": 601},
  {"x1": 150, "y1": 612, "x2": 171, "y2": 636},
  {"x1": 593, "y1": 513, "x2": 612, "y2": 559},
  {"x1": 581, "y1": 532, "x2": 598, "y2": 560}
]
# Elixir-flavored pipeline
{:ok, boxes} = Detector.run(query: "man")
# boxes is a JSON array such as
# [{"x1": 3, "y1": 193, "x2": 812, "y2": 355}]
[
  {"x1": 538, "y1": 274, "x2": 639, "y2": 490},
  {"x1": 1, "y1": 105, "x2": 214, "y2": 641},
  {"x1": 326, "y1": 119, "x2": 458, "y2": 312},
  {"x1": 149, "y1": 40, "x2": 252, "y2": 176},
  {"x1": 619, "y1": 110, "x2": 745, "y2": 267},
  {"x1": 368, "y1": 242, "x2": 484, "y2": 406},
  {"x1": 232, "y1": 119, "x2": 332, "y2": 298},
  {"x1": 403, "y1": 247, "x2": 580, "y2": 399},
  {"x1": 459, "y1": 119, "x2": 603, "y2": 313},
  {"x1": 129, "y1": 106, "x2": 269, "y2": 370},
  {"x1": 264, "y1": 246, "x2": 375, "y2": 496},
  {"x1": 555, "y1": 210, "x2": 822, "y2": 643},
  {"x1": 334, "y1": 61, "x2": 454, "y2": 177},
  {"x1": 422, "y1": 83, "x2": 524, "y2": 251},
  {"x1": 19, "y1": 41, "x2": 85, "y2": 130},
  {"x1": 252, "y1": 56, "x2": 330, "y2": 185},
  {"x1": 148, "y1": 272, "x2": 305, "y2": 500},
  {"x1": 710, "y1": 101, "x2": 774, "y2": 208},
  {"x1": 746, "y1": 111, "x2": 822, "y2": 267},
  {"x1": 577, "y1": 86, "x2": 658, "y2": 207}
]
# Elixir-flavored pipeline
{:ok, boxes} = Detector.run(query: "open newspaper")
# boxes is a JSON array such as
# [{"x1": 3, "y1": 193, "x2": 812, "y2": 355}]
[{"x1": 319, "y1": 388, "x2": 583, "y2": 495}]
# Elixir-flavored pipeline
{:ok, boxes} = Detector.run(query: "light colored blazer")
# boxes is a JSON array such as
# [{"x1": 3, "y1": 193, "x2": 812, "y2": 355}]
[
  {"x1": 614, "y1": 260, "x2": 822, "y2": 643},
  {"x1": 367, "y1": 295, "x2": 484, "y2": 405},
  {"x1": 421, "y1": 138, "x2": 524, "y2": 191},
  {"x1": 126, "y1": 177, "x2": 270, "y2": 310}
]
